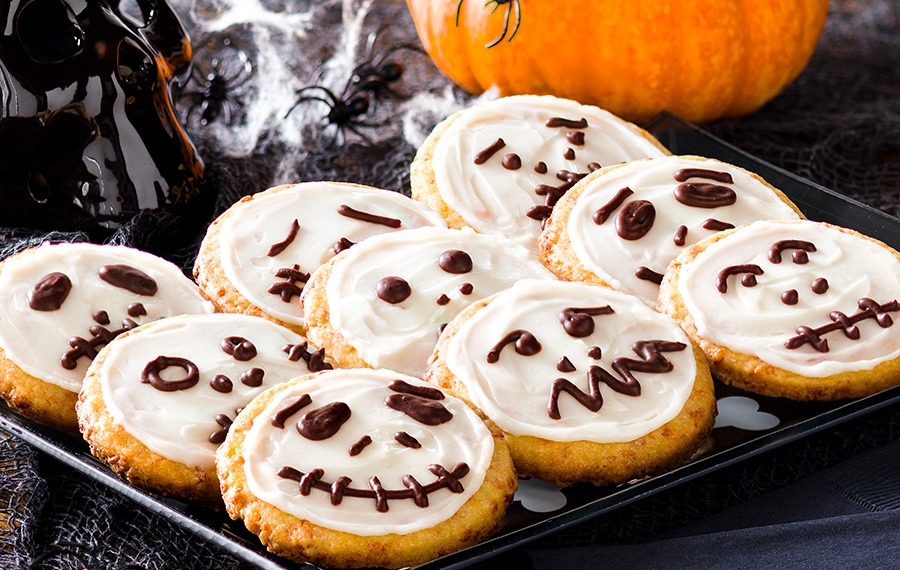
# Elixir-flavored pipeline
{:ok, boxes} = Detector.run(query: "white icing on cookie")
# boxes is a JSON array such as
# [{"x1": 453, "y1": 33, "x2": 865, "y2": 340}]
[
  {"x1": 565, "y1": 156, "x2": 801, "y2": 304},
  {"x1": 218, "y1": 182, "x2": 447, "y2": 327},
  {"x1": 241, "y1": 368, "x2": 493, "y2": 535},
  {"x1": 678, "y1": 220, "x2": 900, "y2": 377},
  {"x1": 323, "y1": 227, "x2": 555, "y2": 376},
  {"x1": 430, "y1": 95, "x2": 667, "y2": 250},
  {"x1": 0, "y1": 243, "x2": 212, "y2": 393},
  {"x1": 100, "y1": 313, "x2": 326, "y2": 469},
  {"x1": 444, "y1": 280, "x2": 696, "y2": 442}
]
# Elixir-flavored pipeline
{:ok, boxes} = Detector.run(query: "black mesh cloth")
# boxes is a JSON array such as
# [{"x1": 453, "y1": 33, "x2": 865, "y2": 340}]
[{"x1": 1, "y1": 0, "x2": 898, "y2": 569}]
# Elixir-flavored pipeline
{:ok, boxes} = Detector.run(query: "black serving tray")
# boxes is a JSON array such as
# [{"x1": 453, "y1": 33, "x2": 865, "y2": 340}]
[{"x1": 2, "y1": 114, "x2": 899, "y2": 570}]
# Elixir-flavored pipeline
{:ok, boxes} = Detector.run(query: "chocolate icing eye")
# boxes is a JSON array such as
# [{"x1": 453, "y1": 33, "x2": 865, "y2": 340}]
[
  {"x1": 386, "y1": 394, "x2": 453, "y2": 425},
  {"x1": 28, "y1": 272, "x2": 72, "y2": 311},
  {"x1": 141, "y1": 355, "x2": 200, "y2": 392},
  {"x1": 99, "y1": 264, "x2": 158, "y2": 296},
  {"x1": 297, "y1": 402, "x2": 352, "y2": 440},
  {"x1": 716, "y1": 264, "x2": 764, "y2": 294},
  {"x1": 615, "y1": 200, "x2": 656, "y2": 240},
  {"x1": 673, "y1": 182, "x2": 737, "y2": 208},
  {"x1": 486, "y1": 330, "x2": 541, "y2": 363},
  {"x1": 767, "y1": 240, "x2": 817, "y2": 264},
  {"x1": 438, "y1": 250, "x2": 473, "y2": 274},
  {"x1": 221, "y1": 336, "x2": 257, "y2": 361},
  {"x1": 558, "y1": 306, "x2": 614, "y2": 338},
  {"x1": 376, "y1": 276, "x2": 411, "y2": 304}
]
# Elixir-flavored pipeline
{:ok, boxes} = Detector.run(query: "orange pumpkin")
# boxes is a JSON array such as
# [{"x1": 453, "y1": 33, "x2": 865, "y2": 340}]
[{"x1": 406, "y1": 0, "x2": 829, "y2": 123}]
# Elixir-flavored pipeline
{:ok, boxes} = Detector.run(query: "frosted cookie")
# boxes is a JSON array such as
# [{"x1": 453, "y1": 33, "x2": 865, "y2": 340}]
[
  {"x1": 410, "y1": 94, "x2": 669, "y2": 251},
  {"x1": 77, "y1": 313, "x2": 332, "y2": 503},
  {"x1": 217, "y1": 368, "x2": 516, "y2": 568},
  {"x1": 0, "y1": 243, "x2": 211, "y2": 431},
  {"x1": 301, "y1": 226, "x2": 555, "y2": 377},
  {"x1": 540, "y1": 155, "x2": 803, "y2": 304},
  {"x1": 659, "y1": 220, "x2": 900, "y2": 400},
  {"x1": 194, "y1": 182, "x2": 447, "y2": 334},
  {"x1": 428, "y1": 279, "x2": 715, "y2": 487}
]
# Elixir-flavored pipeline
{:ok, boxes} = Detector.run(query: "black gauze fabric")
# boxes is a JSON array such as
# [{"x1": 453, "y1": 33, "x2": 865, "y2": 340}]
[{"x1": 0, "y1": 0, "x2": 897, "y2": 569}]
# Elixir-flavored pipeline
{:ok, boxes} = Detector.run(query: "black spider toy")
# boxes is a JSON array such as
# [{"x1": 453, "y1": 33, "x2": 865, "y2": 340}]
[
  {"x1": 177, "y1": 39, "x2": 253, "y2": 127},
  {"x1": 456, "y1": 0, "x2": 522, "y2": 48},
  {"x1": 285, "y1": 28, "x2": 422, "y2": 144}
]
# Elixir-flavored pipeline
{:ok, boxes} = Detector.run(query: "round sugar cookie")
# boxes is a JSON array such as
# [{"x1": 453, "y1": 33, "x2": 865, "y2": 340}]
[
  {"x1": 194, "y1": 182, "x2": 447, "y2": 333},
  {"x1": 0, "y1": 243, "x2": 211, "y2": 431},
  {"x1": 410, "y1": 94, "x2": 668, "y2": 252},
  {"x1": 77, "y1": 313, "x2": 332, "y2": 503},
  {"x1": 301, "y1": 226, "x2": 555, "y2": 377},
  {"x1": 659, "y1": 219, "x2": 900, "y2": 400},
  {"x1": 428, "y1": 279, "x2": 715, "y2": 487},
  {"x1": 216, "y1": 368, "x2": 516, "y2": 569},
  {"x1": 540, "y1": 155, "x2": 803, "y2": 305}
]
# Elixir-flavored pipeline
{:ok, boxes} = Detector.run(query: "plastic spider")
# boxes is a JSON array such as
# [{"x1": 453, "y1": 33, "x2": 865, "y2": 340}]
[
  {"x1": 456, "y1": 0, "x2": 522, "y2": 48},
  {"x1": 285, "y1": 84, "x2": 380, "y2": 144},
  {"x1": 286, "y1": 29, "x2": 422, "y2": 144},
  {"x1": 348, "y1": 26, "x2": 423, "y2": 98},
  {"x1": 178, "y1": 42, "x2": 252, "y2": 127}
]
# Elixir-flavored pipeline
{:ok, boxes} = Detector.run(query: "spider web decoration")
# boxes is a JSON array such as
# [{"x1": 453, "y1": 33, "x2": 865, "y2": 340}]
[
  {"x1": 0, "y1": 1, "x2": 898, "y2": 569},
  {"x1": 175, "y1": 0, "x2": 457, "y2": 196}
]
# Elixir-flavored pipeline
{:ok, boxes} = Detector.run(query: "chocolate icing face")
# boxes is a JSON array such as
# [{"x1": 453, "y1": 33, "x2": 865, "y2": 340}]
[
  {"x1": 430, "y1": 95, "x2": 667, "y2": 251},
  {"x1": 443, "y1": 280, "x2": 697, "y2": 442},
  {"x1": 565, "y1": 156, "x2": 801, "y2": 304},
  {"x1": 0, "y1": 0, "x2": 208, "y2": 236},
  {"x1": 242, "y1": 369, "x2": 494, "y2": 535},
  {"x1": 100, "y1": 313, "x2": 330, "y2": 469},
  {"x1": 216, "y1": 182, "x2": 447, "y2": 328},
  {"x1": 322, "y1": 227, "x2": 555, "y2": 376},
  {"x1": 678, "y1": 220, "x2": 900, "y2": 377},
  {"x1": 0, "y1": 243, "x2": 211, "y2": 392}
]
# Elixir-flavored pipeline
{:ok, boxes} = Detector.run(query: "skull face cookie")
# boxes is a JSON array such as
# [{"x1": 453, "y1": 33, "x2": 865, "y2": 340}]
[
  {"x1": 540, "y1": 155, "x2": 803, "y2": 305},
  {"x1": 659, "y1": 220, "x2": 900, "y2": 400},
  {"x1": 428, "y1": 279, "x2": 716, "y2": 487},
  {"x1": 301, "y1": 226, "x2": 555, "y2": 377},
  {"x1": 194, "y1": 182, "x2": 447, "y2": 333},
  {"x1": 77, "y1": 313, "x2": 332, "y2": 503},
  {"x1": 0, "y1": 243, "x2": 211, "y2": 430},
  {"x1": 216, "y1": 368, "x2": 516, "y2": 569},
  {"x1": 411, "y1": 95, "x2": 668, "y2": 252}
]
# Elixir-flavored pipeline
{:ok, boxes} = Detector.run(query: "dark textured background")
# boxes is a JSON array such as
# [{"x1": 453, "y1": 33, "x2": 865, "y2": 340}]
[{"x1": 1, "y1": 0, "x2": 898, "y2": 568}]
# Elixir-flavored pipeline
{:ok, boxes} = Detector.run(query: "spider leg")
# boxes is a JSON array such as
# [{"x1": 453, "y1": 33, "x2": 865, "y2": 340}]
[
  {"x1": 370, "y1": 43, "x2": 425, "y2": 70},
  {"x1": 485, "y1": 0, "x2": 512, "y2": 48},
  {"x1": 294, "y1": 86, "x2": 339, "y2": 103},
  {"x1": 229, "y1": 72, "x2": 254, "y2": 90},
  {"x1": 354, "y1": 117, "x2": 389, "y2": 128},
  {"x1": 344, "y1": 123, "x2": 374, "y2": 145},
  {"x1": 353, "y1": 78, "x2": 405, "y2": 99},
  {"x1": 284, "y1": 91, "x2": 335, "y2": 119},
  {"x1": 455, "y1": 0, "x2": 465, "y2": 26},
  {"x1": 363, "y1": 23, "x2": 391, "y2": 61},
  {"x1": 507, "y1": 0, "x2": 522, "y2": 42},
  {"x1": 199, "y1": 99, "x2": 218, "y2": 125},
  {"x1": 220, "y1": 100, "x2": 232, "y2": 125},
  {"x1": 180, "y1": 93, "x2": 205, "y2": 122},
  {"x1": 191, "y1": 64, "x2": 204, "y2": 84}
]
